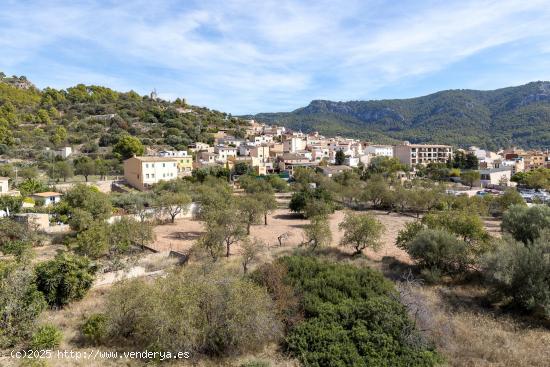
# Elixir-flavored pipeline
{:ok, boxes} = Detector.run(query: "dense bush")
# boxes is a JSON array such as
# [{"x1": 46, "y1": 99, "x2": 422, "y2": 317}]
[
  {"x1": 55, "y1": 184, "x2": 112, "y2": 230},
  {"x1": 101, "y1": 266, "x2": 281, "y2": 357},
  {"x1": 34, "y1": 253, "x2": 96, "y2": 307},
  {"x1": 289, "y1": 187, "x2": 334, "y2": 218},
  {"x1": 81, "y1": 313, "x2": 108, "y2": 345},
  {"x1": 483, "y1": 230, "x2": 550, "y2": 318},
  {"x1": 269, "y1": 256, "x2": 440, "y2": 366},
  {"x1": 406, "y1": 229, "x2": 471, "y2": 277},
  {"x1": 30, "y1": 324, "x2": 63, "y2": 349},
  {"x1": 501, "y1": 204, "x2": 550, "y2": 244},
  {"x1": 0, "y1": 262, "x2": 46, "y2": 347},
  {"x1": 487, "y1": 189, "x2": 525, "y2": 217}
]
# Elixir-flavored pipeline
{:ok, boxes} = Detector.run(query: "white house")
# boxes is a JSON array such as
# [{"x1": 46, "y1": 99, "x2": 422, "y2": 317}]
[
  {"x1": 480, "y1": 167, "x2": 513, "y2": 187},
  {"x1": 364, "y1": 145, "x2": 393, "y2": 157},
  {"x1": 31, "y1": 192, "x2": 63, "y2": 206},
  {"x1": 214, "y1": 145, "x2": 238, "y2": 162},
  {"x1": 254, "y1": 135, "x2": 274, "y2": 145},
  {"x1": 344, "y1": 157, "x2": 360, "y2": 167}
]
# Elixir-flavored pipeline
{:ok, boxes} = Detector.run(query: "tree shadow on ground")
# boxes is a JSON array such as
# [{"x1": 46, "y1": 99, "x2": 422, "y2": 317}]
[
  {"x1": 273, "y1": 213, "x2": 304, "y2": 220},
  {"x1": 167, "y1": 231, "x2": 203, "y2": 240}
]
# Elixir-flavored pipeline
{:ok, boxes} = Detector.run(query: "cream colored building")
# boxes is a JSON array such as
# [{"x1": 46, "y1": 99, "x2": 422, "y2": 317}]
[
  {"x1": 0, "y1": 177, "x2": 9, "y2": 195},
  {"x1": 393, "y1": 142, "x2": 453, "y2": 167},
  {"x1": 250, "y1": 145, "x2": 270, "y2": 162},
  {"x1": 123, "y1": 156, "x2": 179, "y2": 191}
]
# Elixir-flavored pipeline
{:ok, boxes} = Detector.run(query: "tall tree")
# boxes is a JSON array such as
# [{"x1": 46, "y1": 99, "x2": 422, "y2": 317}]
[
  {"x1": 238, "y1": 195, "x2": 264, "y2": 234},
  {"x1": 255, "y1": 192, "x2": 278, "y2": 225},
  {"x1": 74, "y1": 157, "x2": 96, "y2": 182},
  {"x1": 335, "y1": 150, "x2": 346, "y2": 165}
]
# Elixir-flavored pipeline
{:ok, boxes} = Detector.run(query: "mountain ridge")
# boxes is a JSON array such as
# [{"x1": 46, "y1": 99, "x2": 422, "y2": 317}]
[{"x1": 249, "y1": 81, "x2": 550, "y2": 150}]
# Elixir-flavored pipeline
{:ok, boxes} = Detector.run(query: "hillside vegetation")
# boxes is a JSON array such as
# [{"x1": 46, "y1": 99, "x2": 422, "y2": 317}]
[
  {"x1": 0, "y1": 73, "x2": 247, "y2": 159},
  {"x1": 251, "y1": 82, "x2": 550, "y2": 149}
]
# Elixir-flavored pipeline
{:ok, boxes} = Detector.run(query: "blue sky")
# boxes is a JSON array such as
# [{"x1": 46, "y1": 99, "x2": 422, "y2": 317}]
[{"x1": 1, "y1": 0, "x2": 550, "y2": 114}]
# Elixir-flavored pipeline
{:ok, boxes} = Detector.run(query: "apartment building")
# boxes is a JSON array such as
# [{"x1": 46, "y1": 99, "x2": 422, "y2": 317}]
[
  {"x1": 393, "y1": 142, "x2": 453, "y2": 167},
  {"x1": 283, "y1": 137, "x2": 306, "y2": 153},
  {"x1": 250, "y1": 145, "x2": 270, "y2": 162},
  {"x1": 124, "y1": 156, "x2": 179, "y2": 191}
]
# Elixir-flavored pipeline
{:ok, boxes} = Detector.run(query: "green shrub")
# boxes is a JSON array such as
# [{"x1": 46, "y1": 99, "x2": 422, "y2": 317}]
[
  {"x1": 103, "y1": 266, "x2": 281, "y2": 357},
  {"x1": 35, "y1": 253, "x2": 96, "y2": 307},
  {"x1": 30, "y1": 324, "x2": 62, "y2": 349},
  {"x1": 81, "y1": 313, "x2": 108, "y2": 345},
  {"x1": 483, "y1": 230, "x2": 550, "y2": 318},
  {"x1": 22, "y1": 197, "x2": 35, "y2": 205},
  {"x1": 406, "y1": 229, "x2": 471, "y2": 276},
  {"x1": 421, "y1": 210, "x2": 490, "y2": 254},
  {"x1": 0, "y1": 263, "x2": 46, "y2": 348},
  {"x1": 272, "y1": 256, "x2": 441, "y2": 366},
  {"x1": 396, "y1": 221, "x2": 424, "y2": 250},
  {"x1": 501, "y1": 204, "x2": 550, "y2": 244},
  {"x1": 488, "y1": 189, "x2": 525, "y2": 217}
]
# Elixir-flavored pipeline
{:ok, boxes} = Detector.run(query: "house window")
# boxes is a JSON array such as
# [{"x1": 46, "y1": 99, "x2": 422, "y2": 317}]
[
  {"x1": 163, "y1": 163, "x2": 166, "y2": 167},
  {"x1": 146, "y1": 174, "x2": 149, "y2": 179},
  {"x1": 151, "y1": 174, "x2": 155, "y2": 178},
  {"x1": 146, "y1": 164, "x2": 149, "y2": 168}
]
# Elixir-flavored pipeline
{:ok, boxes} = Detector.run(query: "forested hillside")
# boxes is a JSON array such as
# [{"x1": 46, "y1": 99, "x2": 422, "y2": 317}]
[
  {"x1": 0, "y1": 73, "x2": 247, "y2": 159},
  {"x1": 251, "y1": 82, "x2": 550, "y2": 149}
]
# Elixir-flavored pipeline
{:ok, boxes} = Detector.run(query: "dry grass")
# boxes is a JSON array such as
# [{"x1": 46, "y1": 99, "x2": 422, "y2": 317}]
[
  {"x1": 398, "y1": 283, "x2": 550, "y2": 367},
  {"x1": 5, "y1": 206, "x2": 548, "y2": 367}
]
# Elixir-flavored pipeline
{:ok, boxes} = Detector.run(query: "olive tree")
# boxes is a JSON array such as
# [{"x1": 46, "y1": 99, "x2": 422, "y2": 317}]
[
  {"x1": 241, "y1": 237, "x2": 264, "y2": 274},
  {"x1": 483, "y1": 230, "x2": 550, "y2": 318},
  {"x1": 339, "y1": 211, "x2": 385, "y2": 255},
  {"x1": 501, "y1": 204, "x2": 550, "y2": 244},
  {"x1": 303, "y1": 216, "x2": 332, "y2": 251},
  {"x1": 157, "y1": 191, "x2": 191, "y2": 223}
]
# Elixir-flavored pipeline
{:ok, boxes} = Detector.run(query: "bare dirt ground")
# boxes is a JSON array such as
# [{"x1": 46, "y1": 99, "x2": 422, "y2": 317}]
[{"x1": 152, "y1": 208, "x2": 415, "y2": 264}]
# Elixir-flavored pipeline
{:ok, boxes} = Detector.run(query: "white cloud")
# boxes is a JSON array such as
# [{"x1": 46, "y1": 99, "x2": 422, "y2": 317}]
[{"x1": 1, "y1": 0, "x2": 550, "y2": 113}]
